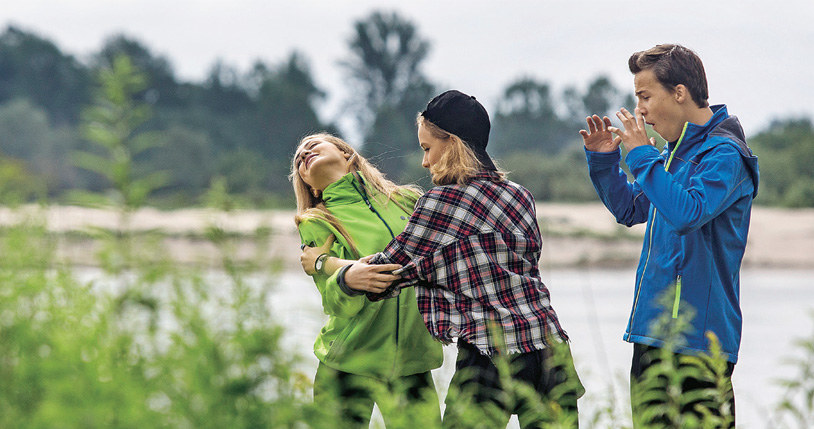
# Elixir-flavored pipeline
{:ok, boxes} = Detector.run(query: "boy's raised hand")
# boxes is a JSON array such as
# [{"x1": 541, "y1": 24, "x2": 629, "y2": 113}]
[{"x1": 580, "y1": 114, "x2": 622, "y2": 153}]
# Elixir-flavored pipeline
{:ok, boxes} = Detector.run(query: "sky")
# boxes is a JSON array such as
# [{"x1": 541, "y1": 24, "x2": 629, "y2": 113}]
[{"x1": 2, "y1": 0, "x2": 813, "y2": 139}]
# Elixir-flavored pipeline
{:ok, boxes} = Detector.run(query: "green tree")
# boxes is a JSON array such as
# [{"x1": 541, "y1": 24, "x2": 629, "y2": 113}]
[
  {"x1": 93, "y1": 34, "x2": 181, "y2": 107},
  {"x1": 501, "y1": 149, "x2": 597, "y2": 202},
  {"x1": 749, "y1": 118, "x2": 814, "y2": 207},
  {"x1": 0, "y1": 99, "x2": 83, "y2": 195},
  {"x1": 254, "y1": 52, "x2": 338, "y2": 195},
  {"x1": 215, "y1": 148, "x2": 271, "y2": 203},
  {"x1": 0, "y1": 25, "x2": 91, "y2": 124},
  {"x1": 149, "y1": 125, "x2": 216, "y2": 201},
  {"x1": 199, "y1": 60, "x2": 253, "y2": 114},
  {"x1": 154, "y1": 60, "x2": 256, "y2": 155},
  {"x1": 581, "y1": 75, "x2": 633, "y2": 119},
  {"x1": 343, "y1": 10, "x2": 435, "y2": 178},
  {"x1": 564, "y1": 75, "x2": 636, "y2": 121},
  {"x1": 491, "y1": 75, "x2": 633, "y2": 158},
  {"x1": 491, "y1": 78, "x2": 572, "y2": 156}
]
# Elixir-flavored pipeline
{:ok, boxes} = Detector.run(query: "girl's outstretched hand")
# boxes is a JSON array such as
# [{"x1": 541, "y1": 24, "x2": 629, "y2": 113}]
[{"x1": 343, "y1": 262, "x2": 403, "y2": 293}]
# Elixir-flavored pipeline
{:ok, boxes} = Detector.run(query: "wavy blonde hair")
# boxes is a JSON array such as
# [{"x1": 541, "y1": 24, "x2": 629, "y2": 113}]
[
  {"x1": 290, "y1": 133, "x2": 421, "y2": 257},
  {"x1": 417, "y1": 115, "x2": 504, "y2": 186}
]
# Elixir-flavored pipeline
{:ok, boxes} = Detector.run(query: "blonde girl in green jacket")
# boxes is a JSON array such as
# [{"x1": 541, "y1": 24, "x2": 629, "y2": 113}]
[{"x1": 291, "y1": 133, "x2": 443, "y2": 427}]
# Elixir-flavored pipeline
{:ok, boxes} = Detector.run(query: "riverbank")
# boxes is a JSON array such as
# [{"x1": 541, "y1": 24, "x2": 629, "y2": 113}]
[{"x1": 0, "y1": 203, "x2": 811, "y2": 268}]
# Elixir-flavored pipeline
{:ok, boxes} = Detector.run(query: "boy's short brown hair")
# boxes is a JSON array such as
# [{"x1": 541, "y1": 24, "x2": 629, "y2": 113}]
[{"x1": 629, "y1": 44, "x2": 709, "y2": 108}]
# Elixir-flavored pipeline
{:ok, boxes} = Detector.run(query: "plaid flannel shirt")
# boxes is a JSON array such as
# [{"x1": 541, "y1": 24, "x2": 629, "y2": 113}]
[{"x1": 369, "y1": 171, "x2": 568, "y2": 355}]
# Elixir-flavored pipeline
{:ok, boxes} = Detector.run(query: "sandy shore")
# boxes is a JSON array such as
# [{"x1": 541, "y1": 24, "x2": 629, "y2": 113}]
[{"x1": 0, "y1": 203, "x2": 811, "y2": 268}]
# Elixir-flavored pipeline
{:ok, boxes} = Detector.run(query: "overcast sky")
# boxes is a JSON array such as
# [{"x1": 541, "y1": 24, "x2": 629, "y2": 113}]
[{"x1": 2, "y1": 0, "x2": 813, "y2": 138}]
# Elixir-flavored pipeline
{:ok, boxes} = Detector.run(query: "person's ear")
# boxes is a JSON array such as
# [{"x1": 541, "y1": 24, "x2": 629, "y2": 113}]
[{"x1": 674, "y1": 84, "x2": 688, "y2": 104}]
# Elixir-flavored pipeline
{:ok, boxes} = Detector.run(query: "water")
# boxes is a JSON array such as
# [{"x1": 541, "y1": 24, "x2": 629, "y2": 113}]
[{"x1": 271, "y1": 267, "x2": 814, "y2": 428}]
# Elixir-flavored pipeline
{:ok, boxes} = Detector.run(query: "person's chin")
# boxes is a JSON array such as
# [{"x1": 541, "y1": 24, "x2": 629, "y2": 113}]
[{"x1": 651, "y1": 126, "x2": 668, "y2": 142}]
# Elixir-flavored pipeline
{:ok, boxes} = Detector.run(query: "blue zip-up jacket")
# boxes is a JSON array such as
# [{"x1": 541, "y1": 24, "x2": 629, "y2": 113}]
[{"x1": 585, "y1": 105, "x2": 759, "y2": 363}]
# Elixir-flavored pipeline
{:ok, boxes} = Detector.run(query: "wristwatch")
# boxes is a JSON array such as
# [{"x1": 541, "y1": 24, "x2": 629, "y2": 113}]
[{"x1": 314, "y1": 253, "x2": 329, "y2": 274}]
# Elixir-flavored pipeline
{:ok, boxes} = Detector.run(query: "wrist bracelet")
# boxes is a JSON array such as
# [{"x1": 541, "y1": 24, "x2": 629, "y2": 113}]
[{"x1": 314, "y1": 253, "x2": 329, "y2": 274}]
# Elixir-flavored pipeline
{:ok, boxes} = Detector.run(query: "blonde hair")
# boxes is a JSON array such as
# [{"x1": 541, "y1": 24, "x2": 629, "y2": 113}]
[
  {"x1": 290, "y1": 133, "x2": 421, "y2": 257},
  {"x1": 417, "y1": 115, "x2": 505, "y2": 186}
]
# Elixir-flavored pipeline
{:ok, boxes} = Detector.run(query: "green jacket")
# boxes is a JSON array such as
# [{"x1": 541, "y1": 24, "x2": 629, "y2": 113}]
[{"x1": 297, "y1": 172, "x2": 443, "y2": 379}]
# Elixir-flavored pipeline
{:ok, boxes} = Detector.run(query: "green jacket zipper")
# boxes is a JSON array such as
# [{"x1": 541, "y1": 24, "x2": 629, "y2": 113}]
[
  {"x1": 672, "y1": 275, "x2": 682, "y2": 319},
  {"x1": 350, "y1": 174, "x2": 401, "y2": 363}
]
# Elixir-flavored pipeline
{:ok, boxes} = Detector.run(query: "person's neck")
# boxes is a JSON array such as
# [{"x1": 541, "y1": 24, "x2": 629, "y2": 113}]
[
  {"x1": 314, "y1": 170, "x2": 348, "y2": 193},
  {"x1": 686, "y1": 105, "x2": 714, "y2": 127}
]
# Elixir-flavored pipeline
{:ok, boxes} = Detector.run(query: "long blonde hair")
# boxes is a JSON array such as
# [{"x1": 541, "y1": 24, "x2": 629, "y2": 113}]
[
  {"x1": 290, "y1": 133, "x2": 421, "y2": 257},
  {"x1": 418, "y1": 115, "x2": 505, "y2": 186}
]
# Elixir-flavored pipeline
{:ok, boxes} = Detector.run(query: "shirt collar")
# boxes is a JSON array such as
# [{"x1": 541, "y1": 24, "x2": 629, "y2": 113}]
[
  {"x1": 670, "y1": 104, "x2": 728, "y2": 150},
  {"x1": 470, "y1": 170, "x2": 502, "y2": 182},
  {"x1": 321, "y1": 172, "x2": 363, "y2": 206}
]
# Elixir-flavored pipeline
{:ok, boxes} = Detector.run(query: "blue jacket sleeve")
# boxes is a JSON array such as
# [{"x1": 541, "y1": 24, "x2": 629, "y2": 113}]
[
  {"x1": 585, "y1": 147, "x2": 651, "y2": 226},
  {"x1": 625, "y1": 142, "x2": 752, "y2": 235}
]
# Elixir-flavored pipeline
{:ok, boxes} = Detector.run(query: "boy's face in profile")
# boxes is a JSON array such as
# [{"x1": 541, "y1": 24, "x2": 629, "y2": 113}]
[{"x1": 634, "y1": 69, "x2": 685, "y2": 142}]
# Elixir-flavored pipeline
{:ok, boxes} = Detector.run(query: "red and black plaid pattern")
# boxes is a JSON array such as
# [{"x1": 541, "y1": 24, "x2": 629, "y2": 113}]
[{"x1": 370, "y1": 171, "x2": 569, "y2": 355}]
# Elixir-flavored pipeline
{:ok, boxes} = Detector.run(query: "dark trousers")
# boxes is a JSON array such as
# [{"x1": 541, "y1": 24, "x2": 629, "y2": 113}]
[
  {"x1": 443, "y1": 340, "x2": 583, "y2": 429},
  {"x1": 313, "y1": 362, "x2": 440, "y2": 428},
  {"x1": 630, "y1": 343, "x2": 736, "y2": 428}
]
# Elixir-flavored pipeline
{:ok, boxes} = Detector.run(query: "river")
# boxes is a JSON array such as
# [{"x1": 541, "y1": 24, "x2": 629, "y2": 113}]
[{"x1": 270, "y1": 267, "x2": 814, "y2": 428}]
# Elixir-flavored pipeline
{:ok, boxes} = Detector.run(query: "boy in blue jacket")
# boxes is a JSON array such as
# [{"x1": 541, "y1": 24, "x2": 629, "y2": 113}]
[{"x1": 579, "y1": 44, "x2": 759, "y2": 427}]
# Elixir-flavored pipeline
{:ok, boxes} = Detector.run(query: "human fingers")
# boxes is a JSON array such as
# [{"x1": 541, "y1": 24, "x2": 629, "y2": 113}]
[
  {"x1": 634, "y1": 107, "x2": 646, "y2": 130},
  {"x1": 614, "y1": 136, "x2": 623, "y2": 147},
  {"x1": 614, "y1": 110, "x2": 628, "y2": 125},
  {"x1": 374, "y1": 264, "x2": 403, "y2": 273},
  {"x1": 299, "y1": 254, "x2": 315, "y2": 275},
  {"x1": 372, "y1": 270, "x2": 400, "y2": 281},
  {"x1": 585, "y1": 116, "x2": 597, "y2": 133},
  {"x1": 616, "y1": 111, "x2": 637, "y2": 133},
  {"x1": 367, "y1": 276, "x2": 401, "y2": 288},
  {"x1": 608, "y1": 126, "x2": 625, "y2": 139},
  {"x1": 603, "y1": 116, "x2": 613, "y2": 130},
  {"x1": 590, "y1": 115, "x2": 605, "y2": 131},
  {"x1": 620, "y1": 108, "x2": 640, "y2": 130},
  {"x1": 364, "y1": 283, "x2": 388, "y2": 293},
  {"x1": 301, "y1": 244, "x2": 323, "y2": 260},
  {"x1": 347, "y1": 271, "x2": 390, "y2": 289}
]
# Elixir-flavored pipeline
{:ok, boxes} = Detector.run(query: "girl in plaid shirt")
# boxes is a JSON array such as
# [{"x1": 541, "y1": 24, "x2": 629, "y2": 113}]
[{"x1": 304, "y1": 90, "x2": 584, "y2": 427}]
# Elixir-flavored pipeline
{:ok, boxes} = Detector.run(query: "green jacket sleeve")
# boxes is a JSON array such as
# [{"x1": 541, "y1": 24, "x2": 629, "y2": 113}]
[{"x1": 297, "y1": 218, "x2": 365, "y2": 318}]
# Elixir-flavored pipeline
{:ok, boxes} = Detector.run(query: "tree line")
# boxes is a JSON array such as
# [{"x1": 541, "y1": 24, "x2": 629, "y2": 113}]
[{"x1": 0, "y1": 11, "x2": 811, "y2": 208}]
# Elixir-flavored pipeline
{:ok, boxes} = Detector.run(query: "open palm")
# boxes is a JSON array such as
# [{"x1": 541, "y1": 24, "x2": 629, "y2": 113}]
[{"x1": 579, "y1": 115, "x2": 622, "y2": 153}]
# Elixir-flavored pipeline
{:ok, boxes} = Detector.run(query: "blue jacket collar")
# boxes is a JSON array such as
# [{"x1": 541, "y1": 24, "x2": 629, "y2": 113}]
[{"x1": 668, "y1": 104, "x2": 728, "y2": 155}]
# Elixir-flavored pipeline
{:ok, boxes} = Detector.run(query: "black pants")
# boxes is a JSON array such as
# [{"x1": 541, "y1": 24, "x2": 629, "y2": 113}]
[
  {"x1": 443, "y1": 340, "x2": 583, "y2": 429},
  {"x1": 630, "y1": 343, "x2": 736, "y2": 428},
  {"x1": 313, "y1": 362, "x2": 440, "y2": 428}
]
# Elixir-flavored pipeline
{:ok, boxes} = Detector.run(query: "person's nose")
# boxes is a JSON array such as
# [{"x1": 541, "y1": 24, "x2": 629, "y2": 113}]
[
  {"x1": 422, "y1": 154, "x2": 430, "y2": 169},
  {"x1": 636, "y1": 100, "x2": 645, "y2": 115}
]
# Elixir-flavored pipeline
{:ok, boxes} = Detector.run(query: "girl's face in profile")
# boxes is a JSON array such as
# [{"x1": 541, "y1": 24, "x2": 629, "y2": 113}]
[
  {"x1": 418, "y1": 123, "x2": 449, "y2": 170},
  {"x1": 295, "y1": 138, "x2": 351, "y2": 192}
]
